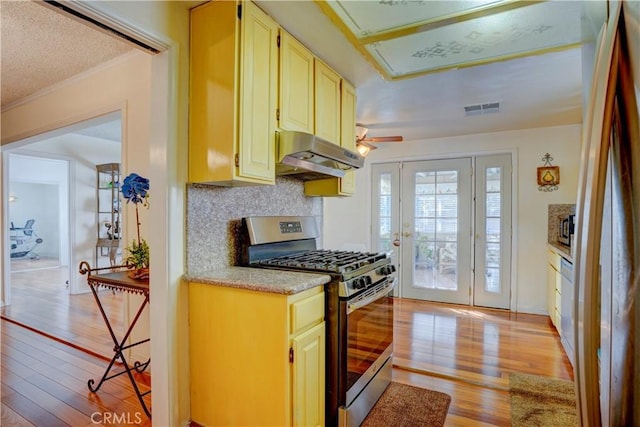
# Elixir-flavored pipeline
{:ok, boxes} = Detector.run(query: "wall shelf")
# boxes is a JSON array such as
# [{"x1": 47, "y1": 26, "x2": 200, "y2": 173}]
[{"x1": 96, "y1": 163, "x2": 121, "y2": 266}]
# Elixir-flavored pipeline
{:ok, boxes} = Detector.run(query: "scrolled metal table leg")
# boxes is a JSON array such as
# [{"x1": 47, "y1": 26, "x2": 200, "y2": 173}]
[{"x1": 134, "y1": 358, "x2": 151, "y2": 373}]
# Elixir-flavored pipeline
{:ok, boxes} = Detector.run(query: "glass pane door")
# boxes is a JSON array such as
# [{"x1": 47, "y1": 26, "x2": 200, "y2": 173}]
[
  {"x1": 371, "y1": 163, "x2": 400, "y2": 296},
  {"x1": 474, "y1": 154, "x2": 512, "y2": 308},
  {"x1": 400, "y1": 159, "x2": 472, "y2": 304},
  {"x1": 371, "y1": 155, "x2": 512, "y2": 309}
]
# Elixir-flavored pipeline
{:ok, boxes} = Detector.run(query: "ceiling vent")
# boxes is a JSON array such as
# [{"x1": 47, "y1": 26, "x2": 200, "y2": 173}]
[{"x1": 464, "y1": 101, "x2": 501, "y2": 116}]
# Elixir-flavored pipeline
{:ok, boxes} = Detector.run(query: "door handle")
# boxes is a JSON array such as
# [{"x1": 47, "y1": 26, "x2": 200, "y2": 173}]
[
  {"x1": 402, "y1": 231, "x2": 412, "y2": 238},
  {"x1": 393, "y1": 233, "x2": 401, "y2": 247}
]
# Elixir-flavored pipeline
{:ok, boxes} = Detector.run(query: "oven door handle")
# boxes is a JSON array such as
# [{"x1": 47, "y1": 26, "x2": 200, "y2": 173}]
[{"x1": 347, "y1": 277, "x2": 397, "y2": 314}]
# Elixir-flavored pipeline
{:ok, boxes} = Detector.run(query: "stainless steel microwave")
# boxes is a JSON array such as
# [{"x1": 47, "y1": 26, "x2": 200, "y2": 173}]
[{"x1": 558, "y1": 214, "x2": 575, "y2": 246}]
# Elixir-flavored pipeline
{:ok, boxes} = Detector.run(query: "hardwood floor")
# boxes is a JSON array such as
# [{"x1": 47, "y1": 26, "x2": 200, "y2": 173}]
[
  {"x1": 392, "y1": 298, "x2": 573, "y2": 426},
  {"x1": 1, "y1": 290, "x2": 572, "y2": 426},
  {"x1": 1, "y1": 258, "x2": 126, "y2": 358},
  {"x1": 1, "y1": 320, "x2": 151, "y2": 427}
]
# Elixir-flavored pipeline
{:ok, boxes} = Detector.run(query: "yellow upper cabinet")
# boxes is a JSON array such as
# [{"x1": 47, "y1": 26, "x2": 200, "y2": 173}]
[
  {"x1": 341, "y1": 80, "x2": 357, "y2": 153},
  {"x1": 279, "y1": 30, "x2": 315, "y2": 133},
  {"x1": 305, "y1": 78, "x2": 357, "y2": 196},
  {"x1": 314, "y1": 59, "x2": 342, "y2": 145},
  {"x1": 339, "y1": 80, "x2": 357, "y2": 194},
  {"x1": 189, "y1": 1, "x2": 278, "y2": 185}
]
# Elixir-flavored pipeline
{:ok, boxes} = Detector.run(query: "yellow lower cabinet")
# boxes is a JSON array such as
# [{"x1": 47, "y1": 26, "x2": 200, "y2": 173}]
[
  {"x1": 546, "y1": 249, "x2": 562, "y2": 331},
  {"x1": 547, "y1": 262, "x2": 556, "y2": 323},
  {"x1": 189, "y1": 283, "x2": 324, "y2": 426},
  {"x1": 292, "y1": 323, "x2": 325, "y2": 427}
]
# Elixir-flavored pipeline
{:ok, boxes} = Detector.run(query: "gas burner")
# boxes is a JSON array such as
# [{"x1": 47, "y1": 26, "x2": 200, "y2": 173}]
[{"x1": 258, "y1": 250, "x2": 388, "y2": 276}]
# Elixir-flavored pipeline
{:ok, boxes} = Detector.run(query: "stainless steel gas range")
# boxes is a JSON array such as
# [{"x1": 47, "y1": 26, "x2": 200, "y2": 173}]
[{"x1": 241, "y1": 216, "x2": 397, "y2": 427}]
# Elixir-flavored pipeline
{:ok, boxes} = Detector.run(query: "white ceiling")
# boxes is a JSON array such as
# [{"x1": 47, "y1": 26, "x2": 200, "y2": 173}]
[{"x1": 1, "y1": 0, "x2": 590, "y2": 144}]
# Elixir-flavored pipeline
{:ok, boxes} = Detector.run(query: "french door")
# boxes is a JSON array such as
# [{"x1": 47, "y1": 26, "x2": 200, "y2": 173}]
[
  {"x1": 371, "y1": 154, "x2": 512, "y2": 309},
  {"x1": 474, "y1": 155, "x2": 512, "y2": 308}
]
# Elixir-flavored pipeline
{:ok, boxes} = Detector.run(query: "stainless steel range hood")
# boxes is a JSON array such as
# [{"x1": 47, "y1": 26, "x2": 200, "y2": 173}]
[{"x1": 276, "y1": 131, "x2": 364, "y2": 180}]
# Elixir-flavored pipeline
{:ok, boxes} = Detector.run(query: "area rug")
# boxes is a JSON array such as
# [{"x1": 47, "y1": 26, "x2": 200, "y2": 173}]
[
  {"x1": 361, "y1": 382, "x2": 451, "y2": 427},
  {"x1": 510, "y1": 373, "x2": 578, "y2": 427}
]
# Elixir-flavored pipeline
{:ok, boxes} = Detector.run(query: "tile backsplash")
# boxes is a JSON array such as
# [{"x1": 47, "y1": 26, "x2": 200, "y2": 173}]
[
  {"x1": 548, "y1": 203, "x2": 576, "y2": 244},
  {"x1": 186, "y1": 177, "x2": 322, "y2": 274}
]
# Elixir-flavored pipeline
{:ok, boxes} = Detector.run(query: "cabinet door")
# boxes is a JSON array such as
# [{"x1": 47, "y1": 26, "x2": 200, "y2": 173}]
[
  {"x1": 555, "y1": 270, "x2": 562, "y2": 330},
  {"x1": 314, "y1": 59, "x2": 341, "y2": 145},
  {"x1": 304, "y1": 78, "x2": 356, "y2": 197},
  {"x1": 189, "y1": 1, "x2": 236, "y2": 184},
  {"x1": 339, "y1": 80, "x2": 357, "y2": 194},
  {"x1": 547, "y1": 263, "x2": 556, "y2": 322},
  {"x1": 340, "y1": 80, "x2": 356, "y2": 152},
  {"x1": 292, "y1": 322, "x2": 325, "y2": 427},
  {"x1": 238, "y1": 1, "x2": 278, "y2": 182},
  {"x1": 279, "y1": 31, "x2": 314, "y2": 133}
]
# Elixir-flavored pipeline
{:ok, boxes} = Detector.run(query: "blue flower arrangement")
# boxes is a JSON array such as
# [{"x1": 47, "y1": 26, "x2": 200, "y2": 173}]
[
  {"x1": 121, "y1": 173, "x2": 150, "y2": 277},
  {"x1": 121, "y1": 173, "x2": 149, "y2": 205}
]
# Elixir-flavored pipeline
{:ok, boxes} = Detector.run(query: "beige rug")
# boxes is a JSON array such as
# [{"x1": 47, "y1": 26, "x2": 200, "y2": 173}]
[
  {"x1": 361, "y1": 382, "x2": 451, "y2": 427},
  {"x1": 510, "y1": 373, "x2": 578, "y2": 426}
]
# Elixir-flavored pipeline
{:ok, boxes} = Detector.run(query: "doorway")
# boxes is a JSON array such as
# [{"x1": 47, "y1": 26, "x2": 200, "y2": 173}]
[
  {"x1": 1, "y1": 114, "x2": 124, "y2": 356},
  {"x1": 371, "y1": 153, "x2": 513, "y2": 309}
]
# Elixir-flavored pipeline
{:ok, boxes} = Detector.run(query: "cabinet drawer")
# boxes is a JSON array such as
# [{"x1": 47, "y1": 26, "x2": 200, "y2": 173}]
[
  {"x1": 291, "y1": 292, "x2": 324, "y2": 335},
  {"x1": 548, "y1": 250, "x2": 562, "y2": 271}
]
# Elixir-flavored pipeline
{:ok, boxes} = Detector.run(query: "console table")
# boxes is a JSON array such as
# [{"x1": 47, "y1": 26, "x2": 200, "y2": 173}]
[{"x1": 79, "y1": 261, "x2": 151, "y2": 418}]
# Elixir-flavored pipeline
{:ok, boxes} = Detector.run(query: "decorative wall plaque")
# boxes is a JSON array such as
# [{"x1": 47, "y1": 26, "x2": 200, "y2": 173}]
[{"x1": 538, "y1": 153, "x2": 559, "y2": 192}]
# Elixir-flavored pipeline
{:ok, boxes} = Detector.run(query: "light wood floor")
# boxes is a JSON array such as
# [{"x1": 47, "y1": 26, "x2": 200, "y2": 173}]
[
  {"x1": 392, "y1": 298, "x2": 573, "y2": 426},
  {"x1": 2, "y1": 259, "x2": 125, "y2": 358},
  {"x1": 1, "y1": 280, "x2": 572, "y2": 426},
  {"x1": 1, "y1": 320, "x2": 151, "y2": 427}
]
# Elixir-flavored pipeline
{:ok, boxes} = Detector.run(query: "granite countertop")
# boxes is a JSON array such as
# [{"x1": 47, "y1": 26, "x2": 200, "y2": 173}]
[
  {"x1": 547, "y1": 242, "x2": 574, "y2": 263},
  {"x1": 185, "y1": 266, "x2": 331, "y2": 295}
]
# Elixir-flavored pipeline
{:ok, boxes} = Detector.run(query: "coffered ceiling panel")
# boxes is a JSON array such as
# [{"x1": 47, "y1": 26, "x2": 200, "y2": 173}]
[
  {"x1": 324, "y1": 0, "x2": 500, "y2": 38},
  {"x1": 317, "y1": 0, "x2": 583, "y2": 80}
]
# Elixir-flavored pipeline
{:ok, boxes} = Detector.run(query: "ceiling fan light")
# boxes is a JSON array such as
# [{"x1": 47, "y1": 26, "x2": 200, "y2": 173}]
[
  {"x1": 356, "y1": 144, "x2": 370, "y2": 156},
  {"x1": 356, "y1": 140, "x2": 377, "y2": 157},
  {"x1": 355, "y1": 125, "x2": 368, "y2": 141}
]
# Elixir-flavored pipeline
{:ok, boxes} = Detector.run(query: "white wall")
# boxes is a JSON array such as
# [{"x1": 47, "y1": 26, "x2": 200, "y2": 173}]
[
  {"x1": 9, "y1": 182, "x2": 59, "y2": 259},
  {"x1": 9, "y1": 155, "x2": 69, "y2": 263},
  {"x1": 324, "y1": 124, "x2": 582, "y2": 314}
]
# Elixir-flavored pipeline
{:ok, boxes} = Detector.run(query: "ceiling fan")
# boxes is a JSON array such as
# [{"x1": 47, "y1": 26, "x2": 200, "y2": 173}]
[{"x1": 355, "y1": 124, "x2": 403, "y2": 156}]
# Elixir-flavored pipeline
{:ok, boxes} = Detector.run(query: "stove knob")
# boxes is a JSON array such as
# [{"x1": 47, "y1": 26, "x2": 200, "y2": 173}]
[
  {"x1": 379, "y1": 265, "x2": 396, "y2": 275},
  {"x1": 353, "y1": 277, "x2": 366, "y2": 290},
  {"x1": 364, "y1": 276, "x2": 372, "y2": 286}
]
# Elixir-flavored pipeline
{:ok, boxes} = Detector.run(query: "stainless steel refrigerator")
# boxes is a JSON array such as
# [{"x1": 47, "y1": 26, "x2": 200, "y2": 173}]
[{"x1": 574, "y1": 1, "x2": 640, "y2": 426}]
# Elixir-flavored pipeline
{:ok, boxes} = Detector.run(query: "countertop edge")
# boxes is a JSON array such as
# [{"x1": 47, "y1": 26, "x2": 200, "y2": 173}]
[
  {"x1": 547, "y1": 242, "x2": 574, "y2": 263},
  {"x1": 184, "y1": 266, "x2": 331, "y2": 295}
]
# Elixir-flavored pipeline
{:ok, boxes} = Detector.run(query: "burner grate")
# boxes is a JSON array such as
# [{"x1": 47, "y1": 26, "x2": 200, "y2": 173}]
[{"x1": 259, "y1": 250, "x2": 386, "y2": 274}]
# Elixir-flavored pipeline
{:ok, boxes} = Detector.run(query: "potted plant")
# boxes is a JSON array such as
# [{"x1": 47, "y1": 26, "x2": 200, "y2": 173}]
[{"x1": 121, "y1": 173, "x2": 150, "y2": 279}]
